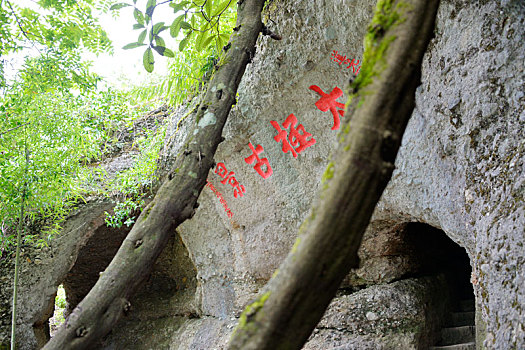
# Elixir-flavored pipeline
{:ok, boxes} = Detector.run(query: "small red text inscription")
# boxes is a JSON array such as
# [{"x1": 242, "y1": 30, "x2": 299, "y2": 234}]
[
  {"x1": 330, "y1": 50, "x2": 361, "y2": 74},
  {"x1": 215, "y1": 162, "x2": 246, "y2": 198},
  {"x1": 206, "y1": 180, "x2": 234, "y2": 218}
]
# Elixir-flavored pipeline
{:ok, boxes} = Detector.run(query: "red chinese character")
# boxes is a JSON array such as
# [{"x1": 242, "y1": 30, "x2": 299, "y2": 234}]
[
  {"x1": 215, "y1": 163, "x2": 246, "y2": 198},
  {"x1": 215, "y1": 162, "x2": 228, "y2": 178},
  {"x1": 330, "y1": 50, "x2": 338, "y2": 61},
  {"x1": 347, "y1": 58, "x2": 361, "y2": 74},
  {"x1": 335, "y1": 53, "x2": 347, "y2": 65},
  {"x1": 244, "y1": 142, "x2": 273, "y2": 179},
  {"x1": 309, "y1": 85, "x2": 345, "y2": 130},
  {"x1": 223, "y1": 173, "x2": 246, "y2": 198},
  {"x1": 270, "y1": 114, "x2": 316, "y2": 158}
]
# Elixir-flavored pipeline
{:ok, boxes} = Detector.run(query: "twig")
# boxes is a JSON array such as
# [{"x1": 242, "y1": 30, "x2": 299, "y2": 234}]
[
  {"x1": 11, "y1": 128, "x2": 29, "y2": 350},
  {"x1": 6, "y1": 1, "x2": 31, "y2": 42},
  {"x1": 5, "y1": 0, "x2": 42, "y2": 55},
  {"x1": 156, "y1": 0, "x2": 173, "y2": 6},
  {"x1": 0, "y1": 123, "x2": 30, "y2": 137}
]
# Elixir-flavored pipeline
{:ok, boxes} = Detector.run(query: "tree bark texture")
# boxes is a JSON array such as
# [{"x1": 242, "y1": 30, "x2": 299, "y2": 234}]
[
  {"x1": 43, "y1": 1, "x2": 267, "y2": 348},
  {"x1": 227, "y1": 0, "x2": 440, "y2": 349}
]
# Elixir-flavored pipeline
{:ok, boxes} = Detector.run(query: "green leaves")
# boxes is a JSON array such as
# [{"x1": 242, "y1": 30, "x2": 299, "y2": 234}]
[
  {"x1": 201, "y1": 35, "x2": 214, "y2": 50},
  {"x1": 179, "y1": 35, "x2": 190, "y2": 51},
  {"x1": 126, "y1": 13, "x2": 174, "y2": 72},
  {"x1": 154, "y1": 35, "x2": 166, "y2": 47},
  {"x1": 133, "y1": 8, "x2": 145, "y2": 26},
  {"x1": 146, "y1": 0, "x2": 157, "y2": 18},
  {"x1": 152, "y1": 22, "x2": 168, "y2": 35},
  {"x1": 105, "y1": 198, "x2": 145, "y2": 228},
  {"x1": 169, "y1": 1, "x2": 190, "y2": 12},
  {"x1": 218, "y1": 32, "x2": 230, "y2": 50},
  {"x1": 138, "y1": 29, "x2": 147, "y2": 44},
  {"x1": 143, "y1": 47, "x2": 155, "y2": 73},
  {"x1": 180, "y1": 21, "x2": 193, "y2": 30},
  {"x1": 124, "y1": 0, "x2": 236, "y2": 73},
  {"x1": 153, "y1": 45, "x2": 175, "y2": 58},
  {"x1": 170, "y1": 15, "x2": 185, "y2": 37},
  {"x1": 122, "y1": 42, "x2": 146, "y2": 49},
  {"x1": 0, "y1": 86, "x2": 147, "y2": 252},
  {"x1": 123, "y1": 28, "x2": 147, "y2": 49},
  {"x1": 213, "y1": 0, "x2": 231, "y2": 16},
  {"x1": 0, "y1": 0, "x2": 112, "y2": 58},
  {"x1": 110, "y1": 3, "x2": 132, "y2": 11},
  {"x1": 205, "y1": 0, "x2": 213, "y2": 18}
]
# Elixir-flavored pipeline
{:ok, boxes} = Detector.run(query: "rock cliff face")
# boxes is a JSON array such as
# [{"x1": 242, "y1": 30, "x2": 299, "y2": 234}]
[
  {"x1": 1, "y1": 0, "x2": 523, "y2": 349},
  {"x1": 376, "y1": 1, "x2": 525, "y2": 347}
]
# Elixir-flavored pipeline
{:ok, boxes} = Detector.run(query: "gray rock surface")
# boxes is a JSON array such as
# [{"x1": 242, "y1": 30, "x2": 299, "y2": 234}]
[
  {"x1": 304, "y1": 276, "x2": 450, "y2": 350},
  {"x1": 163, "y1": 1, "x2": 525, "y2": 348},
  {"x1": 0, "y1": 200, "x2": 117, "y2": 349},
  {"x1": 1, "y1": 0, "x2": 523, "y2": 349},
  {"x1": 375, "y1": 1, "x2": 525, "y2": 348}
]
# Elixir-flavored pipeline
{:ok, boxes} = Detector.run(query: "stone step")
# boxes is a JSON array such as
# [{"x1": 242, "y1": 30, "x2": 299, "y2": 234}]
[
  {"x1": 449, "y1": 311, "x2": 475, "y2": 327},
  {"x1": 430, "y1": 342, "x2": 476, "y2": 350},
  {"x1": 459, "y1": 299, "x2": 475, "y2": 312},
  {"x1": 440, "y1": 326, "x2": 476, "y2": 346}
]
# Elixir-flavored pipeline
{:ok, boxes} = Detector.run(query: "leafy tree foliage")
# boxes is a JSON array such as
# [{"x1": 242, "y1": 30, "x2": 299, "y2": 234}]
[
  {"x1": 0, "y1": 0, "x2": 112, "y2": 86},
  {"x1": 0, "y1": 84, "x2": 146, "y2": 253},
  {"x1": 114, "y1": 0, "x2": 235, "y2": 73},
  {"x1": 0, "y1": 0, "x2": 238, "y2": 252},
  {"x1": 116, "y1": 0, "x2": 237, "y2": 109},
  {"x1": 0, "y1": 0, "x2": 147, "y2": 253},
  {"x1": 126, "y1": 38, "x2": 219, "y2": 106}
]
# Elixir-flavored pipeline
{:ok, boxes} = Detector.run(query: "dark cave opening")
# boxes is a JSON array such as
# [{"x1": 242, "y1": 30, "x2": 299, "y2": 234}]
[
  {"x1": 405, "y1": 222, "x2": 473, "y2": 303},
  {"x1": 35, "y1": 221, "x2": 133, "y2": 345},
  {"x1": 39, "y1": 218, "x2": 199, "y2": 348},
  {"x1": 62, "y1": 222, "x2": 132, "y2": 317},
  {"x1": 405, "y1": 223, "x2": 476, "y2": 348},
  {"x1": 343, "y1": 221, "x2": 476, "y2": 347}
]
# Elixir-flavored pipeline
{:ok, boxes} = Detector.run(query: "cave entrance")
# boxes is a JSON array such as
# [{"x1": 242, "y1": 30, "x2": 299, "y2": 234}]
[
  {"x1": 34, "y1": 221, "x2": 133, "y2": 346},
  {"x1": 40, "y1": 213, "x2": 199, "y2": 348},
  {"x1": 405, "y1": 223, "x2": 476, "y2": 348},
  {"x1": 32, "y1": 283, "x2": 68, "y2": 347},
  {"x1": 49, "y1": 284, "x2": 67, "y2": 337},
  {"x1": 61, "y1": 222, "x2": 132, "y2": 318},
  {"x1": 406, "y1": 223, "x2": 473, "y2": 302}
]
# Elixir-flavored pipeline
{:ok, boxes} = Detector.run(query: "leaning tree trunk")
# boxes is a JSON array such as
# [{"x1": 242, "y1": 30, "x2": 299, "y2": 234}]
[
  {"x1": 227, "y1": 0, "x2": 440, "y2": 349},
  {"x1": 43, "y1": 0, "x2": 269, "y2": 348}
]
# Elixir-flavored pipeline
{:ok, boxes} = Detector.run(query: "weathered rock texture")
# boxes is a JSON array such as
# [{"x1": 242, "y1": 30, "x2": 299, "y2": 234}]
[
  {"x1": 0, "y1": 200, "x2": 121, "y2": 349},
  {"x1": 375, "y1": 1, "x2": 525, "y2": 348},
  {"x1": 304, "y1": 276, "x2": 451, "y2": 350},
  {"x1": 105, "y1": 0, "x2": 524, "y2": 348},
  {"x1": 0, "y1": 0, "x2": 523, "y2": 349}
]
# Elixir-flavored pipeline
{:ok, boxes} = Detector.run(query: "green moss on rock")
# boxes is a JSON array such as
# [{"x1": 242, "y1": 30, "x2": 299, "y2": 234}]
[
  {"x1": 291, "y1": 237, "x2": 301, "y2": 254},
  {"x1": 322, "y1": 162, "x2": 335, "y2": 184},
  {"x1": 346, "y1": 0, "x2": 410, "y2": 109},
  {"x1": 235, "y1": 291, "x2": 271, "y2": 333}
]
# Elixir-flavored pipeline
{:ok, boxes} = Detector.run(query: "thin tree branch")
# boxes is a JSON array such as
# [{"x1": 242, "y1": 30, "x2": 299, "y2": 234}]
[
  {"x1": 11, "y1": 129, "x2": 29, "y2": 350},
  {"x1": 0, "y1": 123, "x2": 30, "y2": 137},
  {"x1": 6, "y1": 0, "x2": 31, "y2": 42},
  {"x1": 5, "y1": 0, "x2": 42, "y2": 55}
]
